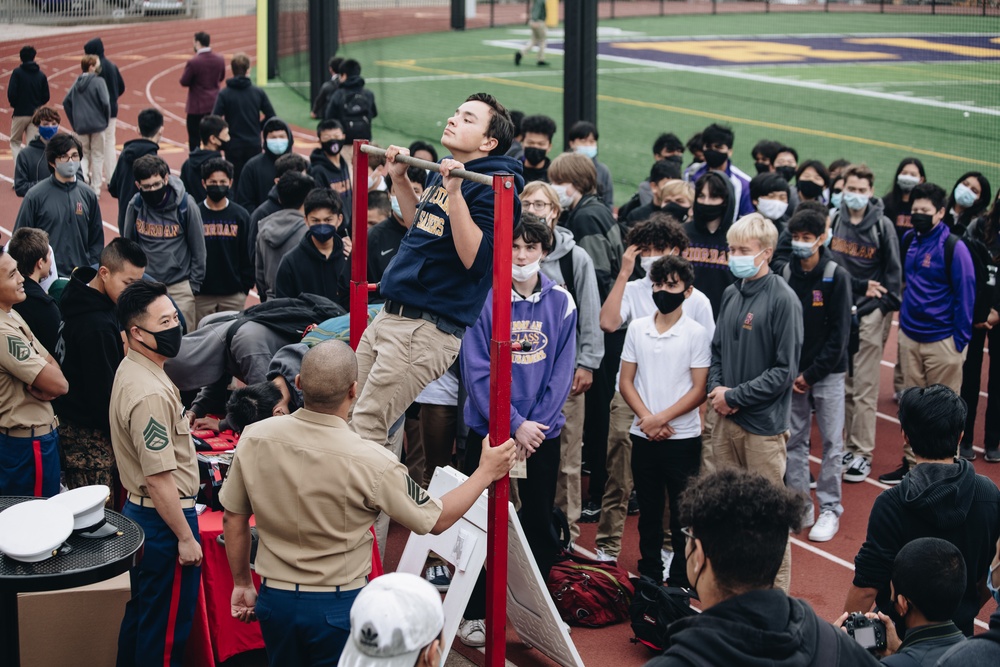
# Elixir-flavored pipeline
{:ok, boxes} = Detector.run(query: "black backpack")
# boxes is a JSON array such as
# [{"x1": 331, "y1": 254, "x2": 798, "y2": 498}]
[
  {"x1": 901, "y1": 229, "x2": 993, "y2": 324},
  {"x1": 342, "y1": 90, "x2": 372, "y2": 141},
  {"x1": 628, "y1": 576, "x2": 698, "y2": 653}
]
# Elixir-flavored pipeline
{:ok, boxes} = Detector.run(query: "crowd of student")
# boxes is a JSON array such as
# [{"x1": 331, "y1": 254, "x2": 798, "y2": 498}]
[{"x1": 5, "y1": 35, "x2": 1000, "y2": 667}]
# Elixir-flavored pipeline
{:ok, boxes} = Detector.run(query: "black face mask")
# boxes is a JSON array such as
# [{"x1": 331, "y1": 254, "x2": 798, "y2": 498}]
[
  {"x1": 137, "y1": 324, "x2": 183, "y2": 359},
  {"x1": 524, "y1": 147, "x2": 547, "y2": 166},
  {"x1": 910, "y1": 212, "x2": 935, "y2": 235},
  {"x1": 776, "y1": 166, "x2": 797, "y2": 183},
  {"x1": 140, "y1": 186, "x2": 168, "y2": 208},
  {"x1": 665, "y1": 154, "x2": 683, "y2": 166},
  {"x1": 321, "y1": 140, "x2": 342, "y2": 156},
  {"x1": 662, "y1": 201, "x2": 689, "y2": 224},
  {"x1": 754, "y1": 161, "x2": 770, "y2": 175},
  {"x1": 205, "y1": 184, "x2": 229, "y2": 203},
  {"x1": 703, "y1": 149, "x2": 728, "y2": 169},
  {"x1": 797, "y1": 180, "x2": 824, "y2": 200},
  {"x1": 693, "y1": 201, "x2": 726, "y2": 224},
  {"x1": 653, "y1": 290, "x2": 685, "y2": 315}
]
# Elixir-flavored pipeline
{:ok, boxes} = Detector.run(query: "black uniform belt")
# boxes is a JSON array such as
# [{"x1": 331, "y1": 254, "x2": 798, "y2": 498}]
[{"x1": 382, "y1": 300, "x2": 465, "y2": 338}]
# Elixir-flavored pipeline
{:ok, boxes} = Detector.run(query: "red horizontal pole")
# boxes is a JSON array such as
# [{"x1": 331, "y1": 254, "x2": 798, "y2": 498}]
[{"x1": 350, "y1": 139, "x2": 370, "y2": 351}]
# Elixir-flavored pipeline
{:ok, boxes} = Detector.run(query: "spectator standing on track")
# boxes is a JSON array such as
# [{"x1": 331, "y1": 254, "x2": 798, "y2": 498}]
[
  {"x1": 892, "y1": 183, "x2": 976, "y2": 476},
  {"x1": 623, "y1": 160, "x2": 683, "y2": 227},
  {"x1": 514, "y1": 0, "x2": 549, "y2": 67},
  {"x1": 15, "y1": 133, "x2": 104, "y2": 277},
  {"x1": 637, "y1": 133, "x2": 685, "y2": 207},
  {"x1": 567, "y1": 121, "x2": 614, "y2": 209},
  {"x1": 63, "y1": 55, "x2": 110, "y2": 197},
  {"x1": 195, "y1": 158, "x2": 253, "y2": 326},
  {"x1": 309, "y1": 119, "x2": 354, "y2": 230},
  {"x1": 213, "y1": 53, "x2": 276, "y2": 181},
  {"x1": 123, "y1": 155, "x2": 207, "y2": 331},
  {"x1": 311, "y1": 56, "x2": 343, "y2": 119},
  {"x1": 706, "y1": 213, "x2": 802, "y2": 592},
  {"x1": 682, "y1": 132, "x2": 705, "y2": 183},
  {"x1": 688, "y1": 123, "x2": 754, "y2": 222},
  {"x1": 323, "y1": 59, "x2": 377, "y2": 143},
  {"x1": 844, "y1": 385, "x2": 1000, "y2": 637},
  {"x1": 254, "y1": 172, "x2": 314, "y2": 300},
  {"x1": 13, "y1": 106, "x2": 60, "y2": 197},
  {"x1": 682, "y1": 171, "x2": 736, "y2": 316},
  {"x1": 751, "y1": 139, "x2": 782, "y2": 175},
  {"x1": 110, "y1": 108, "x2": 163, "y2": 234},
  {"x1": 883, "y1": 158, "x2": 926, "y2": 242},
  {"x1": 750, "y1": 172, "x2": 791, "y2": 234},
  {"x1": 180, "y1": 114, "x2": 229, "y2": 204},
  {"x1": 248, "y1": 153, "x2": 310, "y2": 264},
  {"x1": 519, "y1": 114, "x2": 556, "y2": 184},
  {"x1": 6, "y1": 45, "x2": 49, "y2": 161},
  {"x1": 944, "y1": 172, "x2": 991, "y2": 235},
  {"x1": 83, "y1": 37, "x2": 125, "y2": 183},
  {"x1": 235, "y1": 117, "x2": 295, "y2": 213},
  {"x1": 180, "y1": 32, "x2": 226, "y2": 152},
  {"x1": 8, "y1": 228, "x2": 61, "y2": 355},
  {"x1": 829, "y1": 164, "x2": 901, "y2": 485},
  {"x1": 56, "y1": 238, "x2": 147, "y2": 491},
  {"x1": 795, "y1": 160, "x2": 831, "y2": 205},
  {"x1": 780, "y1": 207, "x2": 852, "y2": 543},
  {"x1": 367, "y1": 191, "x2": 391, "y2": 230},
  {"x1": 367, "y1": 168, "x2": 426, "y2": 287}
]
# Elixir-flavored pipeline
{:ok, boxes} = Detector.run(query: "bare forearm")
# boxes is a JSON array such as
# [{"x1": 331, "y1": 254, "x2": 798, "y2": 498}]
[
  {"x1": 145, "y1": 472, "x2": 196, "y2": 543},
  {"x1": 432, "y1": 468, "x2": 492, "y2": 534},
  {"x1": 659, "y1": 385, "x2": 707, "y2": 423},
  {"x1": 620, "y1": 379, "x2": 650, "y2": 420},
  {"x1": 844, "y1": 585, "x2": 877, "y2": 614},
  {"x1": 600, "y1": 273, "x2": 629, "y2": 332},
  {"x1": 223, "y1": 511, "x2": 254, "y2": 587}
]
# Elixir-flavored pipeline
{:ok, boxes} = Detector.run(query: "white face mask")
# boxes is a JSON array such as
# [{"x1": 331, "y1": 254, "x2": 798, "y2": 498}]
[
  {"x1": 757, "y1": 198, "x2": 789, "y2": 221},
  {"x1": 512, "y1": 259, "x2": 541, "y2": 282},
  {"x1": 640, "y1": 255, "x2": 662, "y2": 274},
  {"x1": 551, "y1": 184, "x2": 574, "y2": 209}
]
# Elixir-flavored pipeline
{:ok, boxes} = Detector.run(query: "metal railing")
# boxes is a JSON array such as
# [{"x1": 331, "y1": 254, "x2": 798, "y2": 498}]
[{"x1": 4, "y1": 0, "x2": 257, "y2": 25}]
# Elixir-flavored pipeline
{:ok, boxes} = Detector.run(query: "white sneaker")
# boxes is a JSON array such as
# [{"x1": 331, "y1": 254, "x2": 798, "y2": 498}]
[
  {"x1": 593, "y1": 548, "x2": 616, "y2": 562},
  {"x1": 661, "y1": 549, "x2": 674, "y2": 581},
  {"x1": 843, "y1": 456, "x2": 871, "y2": 483},
  {"x1": 808, "y1": 510, "x2": 840, "y2": 542},
  {"x1": 458, "y1": 619, "x2": 486, "y2": 647},
  {"x1": 841, "y1": 451, "x2": 854, "y2": 467}
]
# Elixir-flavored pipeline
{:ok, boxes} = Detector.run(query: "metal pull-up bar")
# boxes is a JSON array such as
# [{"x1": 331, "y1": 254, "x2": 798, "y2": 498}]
[{"x1": 349, "y1": 140, "x2": 515, "y2": 667}]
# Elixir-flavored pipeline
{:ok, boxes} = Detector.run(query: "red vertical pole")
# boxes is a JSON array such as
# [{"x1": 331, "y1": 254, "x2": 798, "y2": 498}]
[
  {"x1": 350, "y1": 140, "x2": 370, "y2": 351},
  {"x1": 486, "y1": 173, "x2": 515, "y2": 667}
]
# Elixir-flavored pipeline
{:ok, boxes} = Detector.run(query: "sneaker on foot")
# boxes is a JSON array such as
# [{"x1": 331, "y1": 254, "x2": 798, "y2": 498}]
[
  {"x1": 425, "y1": 564, "x2": 451, "y2": 592},
  {"x1": 985, "y1": 447, "x2": 1000, "y2": 463},
  {"x1": 579, "y1": 500, "x2": 601, "y2": 523},
  {"x1": 514, "y1": 52, "x2": 522, "y2": 66},
  {"x1": 593, "y1": 548, "x2": 616, "y2": 562},
  {"x1": 808, "y1": 510, "x2": 840, "y2": 542},
  {"x1": 809, "y1": 473, "x2": 817, "y2": 490},
  {"x1": 661, "y1": 549, "x2": 674, "y2": 581},
  {"x1": 878, "y1": 460, "x2": 910, "y2": 485},
  {"x1": 537, "y1": 60, "x2": 549, "y2": 66},
  {"x1": 959, "y1": 444, "x2": 977, "y2": 461},
  {"x1": 841, "y1": 451, "x2": 855, "y2": 468},
  {"x1": 627, "y1": 490, "x2": 640, "y2": 516},
  {"x1": 843, "y1": 456, "x2": 871, "y2": 483},
  {"x1": 458, "y1": 619, "x2": 486, "y2": 647}
]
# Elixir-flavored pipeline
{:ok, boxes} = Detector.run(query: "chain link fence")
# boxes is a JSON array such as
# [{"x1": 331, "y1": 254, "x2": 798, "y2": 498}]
[{"x1": 3, "y1": 0, "x2": 257, "y2": 25}]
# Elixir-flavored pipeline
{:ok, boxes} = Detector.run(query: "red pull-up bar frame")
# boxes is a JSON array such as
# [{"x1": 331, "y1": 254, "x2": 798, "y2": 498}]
[{"x1": 350, "y1": 140, "x2": 515, "y2": 667}]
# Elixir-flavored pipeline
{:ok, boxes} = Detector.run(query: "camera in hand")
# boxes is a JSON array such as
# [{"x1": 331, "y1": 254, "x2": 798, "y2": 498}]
[{"x1": 842, "y1": 612, "x2": 887, "y2": 653}]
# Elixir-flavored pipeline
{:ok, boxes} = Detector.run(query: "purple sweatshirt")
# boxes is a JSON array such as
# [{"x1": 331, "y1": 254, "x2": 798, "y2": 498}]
[
  {"x1": 899, "y1": 222, "x2": 976, "y2": 352},
  {"x1": 462, "y1": 273, "x2": 577, "y2": 438}
]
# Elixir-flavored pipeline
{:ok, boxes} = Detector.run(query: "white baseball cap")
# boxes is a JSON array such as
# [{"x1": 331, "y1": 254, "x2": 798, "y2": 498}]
[{"x1": 338, "y1": 572, "x2": 445, "y2": 667}]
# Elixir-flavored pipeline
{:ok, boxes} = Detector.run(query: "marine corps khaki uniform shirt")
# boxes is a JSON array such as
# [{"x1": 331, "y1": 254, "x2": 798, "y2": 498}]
[
  {"x1": 109, "y1": 349, "x2": 199, "y2": 498},
  {"x1": 0, "y1": 309, "x2": 55, "y2": 429},
  {"x1": 220, "y1": 410, "x2": 443, "y2": 586}
]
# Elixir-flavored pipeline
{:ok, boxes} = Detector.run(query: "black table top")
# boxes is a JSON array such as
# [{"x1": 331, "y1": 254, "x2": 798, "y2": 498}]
[{"x1": 0, "y1": 497, "x2": 144, "y2": 594}]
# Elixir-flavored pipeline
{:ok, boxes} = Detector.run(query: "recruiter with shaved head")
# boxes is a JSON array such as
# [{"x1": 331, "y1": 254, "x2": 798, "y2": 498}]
[{"x1": 220, "y1": 340, "x2": 516, "y2": 667}]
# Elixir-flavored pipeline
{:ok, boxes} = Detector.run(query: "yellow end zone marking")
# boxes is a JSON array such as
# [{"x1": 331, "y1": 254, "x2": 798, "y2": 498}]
[
  {"x1": 376, "y1": 59, "x2": 1000, "y2": 171},
  {"x1": 610, "y1": 40, "x2": 898, "y2": 63},
  {"x1": 848, "y1": 37, "x2": 1000, "y2": 58}
]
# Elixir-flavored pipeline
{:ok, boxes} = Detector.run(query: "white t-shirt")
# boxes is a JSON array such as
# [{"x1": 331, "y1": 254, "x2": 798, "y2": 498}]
[
  {"x1": 415, "y1": 366, "x2": 459, "y2": 406},
  {"x1": 620, "y1": 275, "x2": 716, "y2": 340},
  {"x1": 620, "y1": 314, "x2": 712, "y2": 440}
]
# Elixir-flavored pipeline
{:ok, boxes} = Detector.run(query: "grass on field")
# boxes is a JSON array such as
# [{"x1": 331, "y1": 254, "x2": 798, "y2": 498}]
[{"x1": 267, "y1": 12, "x2": 1000, "y2": 206}]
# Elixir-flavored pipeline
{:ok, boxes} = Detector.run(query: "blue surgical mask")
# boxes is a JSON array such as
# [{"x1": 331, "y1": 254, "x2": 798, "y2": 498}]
[
  {"x1": 575, "y1": 145, "x2": 598, "y2": 160},
  {"x1": 830, "y1": 192, "x2": 843, "y2": 209},
  {"x1": 824, "y1": 231, "x2": 832, "y2": 247},
  {"x1": 988, "y1": 562, "x2": 1000, "y2": 605},
  {"x1": 791, "y1": 240, "x2": 818, "y2": 259},
  {"x1": 729, "y1": 250, "x2": 765, "y2": 279},
  {"x1": 955, "y1": 183, "x2": 978, "y2": 208},
  {"x1": 390, "y1": 196, "x2": 401, "y2": 219},
  {"x1": 266, "y1": 137, "x2": 289, "y2": 155},
  {"x1": 38, "y1": 125, "x2": 58, "y2": 141},
  {"x1": 843, "y1": 191, "x2": 869, "y2": 211}
]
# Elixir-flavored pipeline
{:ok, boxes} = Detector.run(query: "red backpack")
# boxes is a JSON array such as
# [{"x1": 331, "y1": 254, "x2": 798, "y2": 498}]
[{"x1": 546, "y1": 552, "x2": 634, "y2": 627}]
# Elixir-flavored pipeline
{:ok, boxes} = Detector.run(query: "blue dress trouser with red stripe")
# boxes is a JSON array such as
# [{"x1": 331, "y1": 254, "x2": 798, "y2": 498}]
[
  {"x1": 117, "y1": 504, "x2": 201, "y2": 667},
  {"x1": 0, "y1": 429, "x2": 60, "y2": 497}
]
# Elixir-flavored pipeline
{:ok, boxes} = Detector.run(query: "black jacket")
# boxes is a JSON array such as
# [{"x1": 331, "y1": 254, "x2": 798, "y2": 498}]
[
  {"x1": 109, "y1": 138, "x2": 159, "y2": 233},
  {"x1": 234, "y1": 118, "x2": 294, "y2": 212},
  {"x1": 53, "y1": 267, "x2": 122, "y2": 432},
  {"x1": 212, "y1": 76, "x2": 275, "y2": 149},
  {"x1": 649, "y1": 589, "x2": 880, "y2": 667},
  {"x1": 248, "y1": 186, "x2": 282, "y2": 263},
  {"x1": 854, "y1": 460, "x2": 1000, "y2": 636},
  {"x1": 180, "y1": 148, "x2": 222, "y2": 203},
  {"x1": 683, "y1": 216, "x2": 736, "y2": 318},
  {"x1": 562, "y1": 194, "x2": 623, "y2": 301},
  {"x1": 311, "y1": 78, "x2": 338, "y2": 118},
  {"x1": 7, "y1": 61, "x2": 49, "y2": 116},
  {"x1": 521, "y1": 156, "x2": 550, "y2": 184},
  {"x1": 323, "y1": 75, "x2": 377, "y2": 140},
  {"x1": 308, "y1": 148, "x2": 353, "y2": 227},
  {"x1": 367, "y1": 215, "x2": 407, "y2": 287},
  {"x1": 13, "y1": 278, "x2": 61, "y2": 356},
  {"x1": 274, "y1": 231, "x2": 350, "y2": 310},
  {"x1": 13, "y1": 137, "x2": 49, "y2": 197},
  {"x1": 199, "y1": 200, "x2": 254, "y2": 296},
  {"x1": 83, "y1": 38, "x2": 125, "y2": 117}
]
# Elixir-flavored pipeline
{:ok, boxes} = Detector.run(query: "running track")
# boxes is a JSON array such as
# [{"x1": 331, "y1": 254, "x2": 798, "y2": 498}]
[{"x1": 2, "y1": 16, "x2": 999, "y2": 667}]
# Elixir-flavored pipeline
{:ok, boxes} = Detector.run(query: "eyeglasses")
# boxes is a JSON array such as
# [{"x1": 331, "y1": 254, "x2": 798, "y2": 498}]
[
  {"x1": 681, "y1": 526, "x2": 695, "y2": 542},
  {"x1": 523, "y1": 201, "x2": 553, "y2": 212},
  {"x1": 55, "y1": 152, "x2": 81, "y2": 163},
  {"x1": 138, "y1": 181, "x2": 166, "y2": 192}
]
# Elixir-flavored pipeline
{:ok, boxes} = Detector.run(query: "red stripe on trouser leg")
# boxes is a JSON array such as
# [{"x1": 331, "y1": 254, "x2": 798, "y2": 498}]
[
  {"x1": 32, "y1": 439, "x2": 42, "y2": 496},
  {"x1": 163, "y1": 562, "x2": 184, "y2": 667}
]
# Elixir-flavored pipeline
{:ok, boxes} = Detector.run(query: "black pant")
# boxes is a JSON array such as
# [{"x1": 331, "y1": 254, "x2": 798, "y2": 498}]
[
  {"x1": 186, "y1": 113, "x2": 205, "y2": 151},
  {"x1": 463, "y1": 429, "x2": 561, "y2": 619},
  {"x1": 224, "y1": 143, "x2": 261, "y2": 184},
  {"x1": 961, "y1": 325, "x2": 1000, "y2": 449},
  {"x1": 631, "y1": 433, "x2": 701, "y2": 585},
  {"x1": 584, "y1": 329, "x2": 626, "y2": 499}
]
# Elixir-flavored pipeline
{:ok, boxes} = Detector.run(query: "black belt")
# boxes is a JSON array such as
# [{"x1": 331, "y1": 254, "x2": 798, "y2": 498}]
[{"x1": 382, "y1": 300, "x2": 465, "y2": 339}]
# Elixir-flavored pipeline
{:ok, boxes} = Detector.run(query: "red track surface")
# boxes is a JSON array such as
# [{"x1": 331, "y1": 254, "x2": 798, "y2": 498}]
[{"x1": 2, "y1": 14, "x2": 999, "y2": 667}]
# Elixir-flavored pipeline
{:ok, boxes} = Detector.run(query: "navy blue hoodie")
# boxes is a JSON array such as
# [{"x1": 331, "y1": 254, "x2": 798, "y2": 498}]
[
  {"x1": 83, "y1": 38, "x2": 125, "y2": 118},
  {"x1": 379, "y1": 154, "x2": 524, "y2": 328}
]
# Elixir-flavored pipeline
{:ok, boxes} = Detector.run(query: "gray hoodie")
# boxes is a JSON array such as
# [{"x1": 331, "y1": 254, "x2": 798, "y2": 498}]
[
  {"x1": 828, "y1": 198, "x2": 902, "y2": 317},
  {"x1": 124, "y1": 175, "x2": 206, "y2": 291},
  {"x1": 709, "y1": 272, "x2": 803, "y2": 436},
  {"x1": 62, "y1": 72, "x2": 110, "y2": 135},
  {"x1": 541, "y1": 226, "x2": 605, "y2": 371},
  {"x1": 255, "y1": 208, "x2": 306, "y2": 300}
]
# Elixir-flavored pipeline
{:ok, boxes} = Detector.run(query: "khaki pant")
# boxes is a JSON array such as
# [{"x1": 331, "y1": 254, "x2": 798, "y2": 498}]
[
  {"x1": 595, "y1": 391, "x2": 635, "y2": 555},
  {"x1": 167, "y1": 280, "x2": 197, "y2": 333},
  {"x1": 707, "y1": 416, "x2": 791, "y2": 592},
  {"x1": 102, "y1": 119, "x2": 118, "y2": 182},
  {"x1": 9, "y1": 116, "x2": 35, "y2": 159},
  {"x1": 79, "y1": 131, "x2": 105, "y2": 195},
  {"x1": 844, "y1": 308, "x2": 893, "y2": 462},
  {"x1": 555, "y1": 391, "x2": 584, "y2": 543},
  {"x1": 898, "y1": 330, "x2": 967, "y2": 463},
  {"x1": 195, "y1": 292, "x2": 247, "y2": 329},
  {"x1": 521, "y1": 19, "x2": 548, "y2": 61}
]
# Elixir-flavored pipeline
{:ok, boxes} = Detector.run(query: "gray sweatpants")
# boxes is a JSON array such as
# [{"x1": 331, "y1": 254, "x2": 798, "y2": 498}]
[{"x1": 786, "y1": 372, "x2": 845, "y2": 525}]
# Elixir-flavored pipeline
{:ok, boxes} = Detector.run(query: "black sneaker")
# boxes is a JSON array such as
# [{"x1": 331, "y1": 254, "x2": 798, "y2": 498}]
[
  {"x1": 985, "y1": 447, "x2": 1000, "y2": 463},
  {"x1": 514, "y1": 52, "x2": 522, "y2": 66},
  {"x1": 959, "y1": 444, "x2": 977, "y2": 461},
  {"x1": 627, "y1": 490, "x2": 640, "y2": 516},
  {"x1": 537, "y1": 60, "x2": 549, "y2": 66},
  {"x1": 878, "y1": 460, "x2": 910, "y2": 485},
  {"x1": 579, "y1": 500, "x2": 601, "y2": 523}
]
